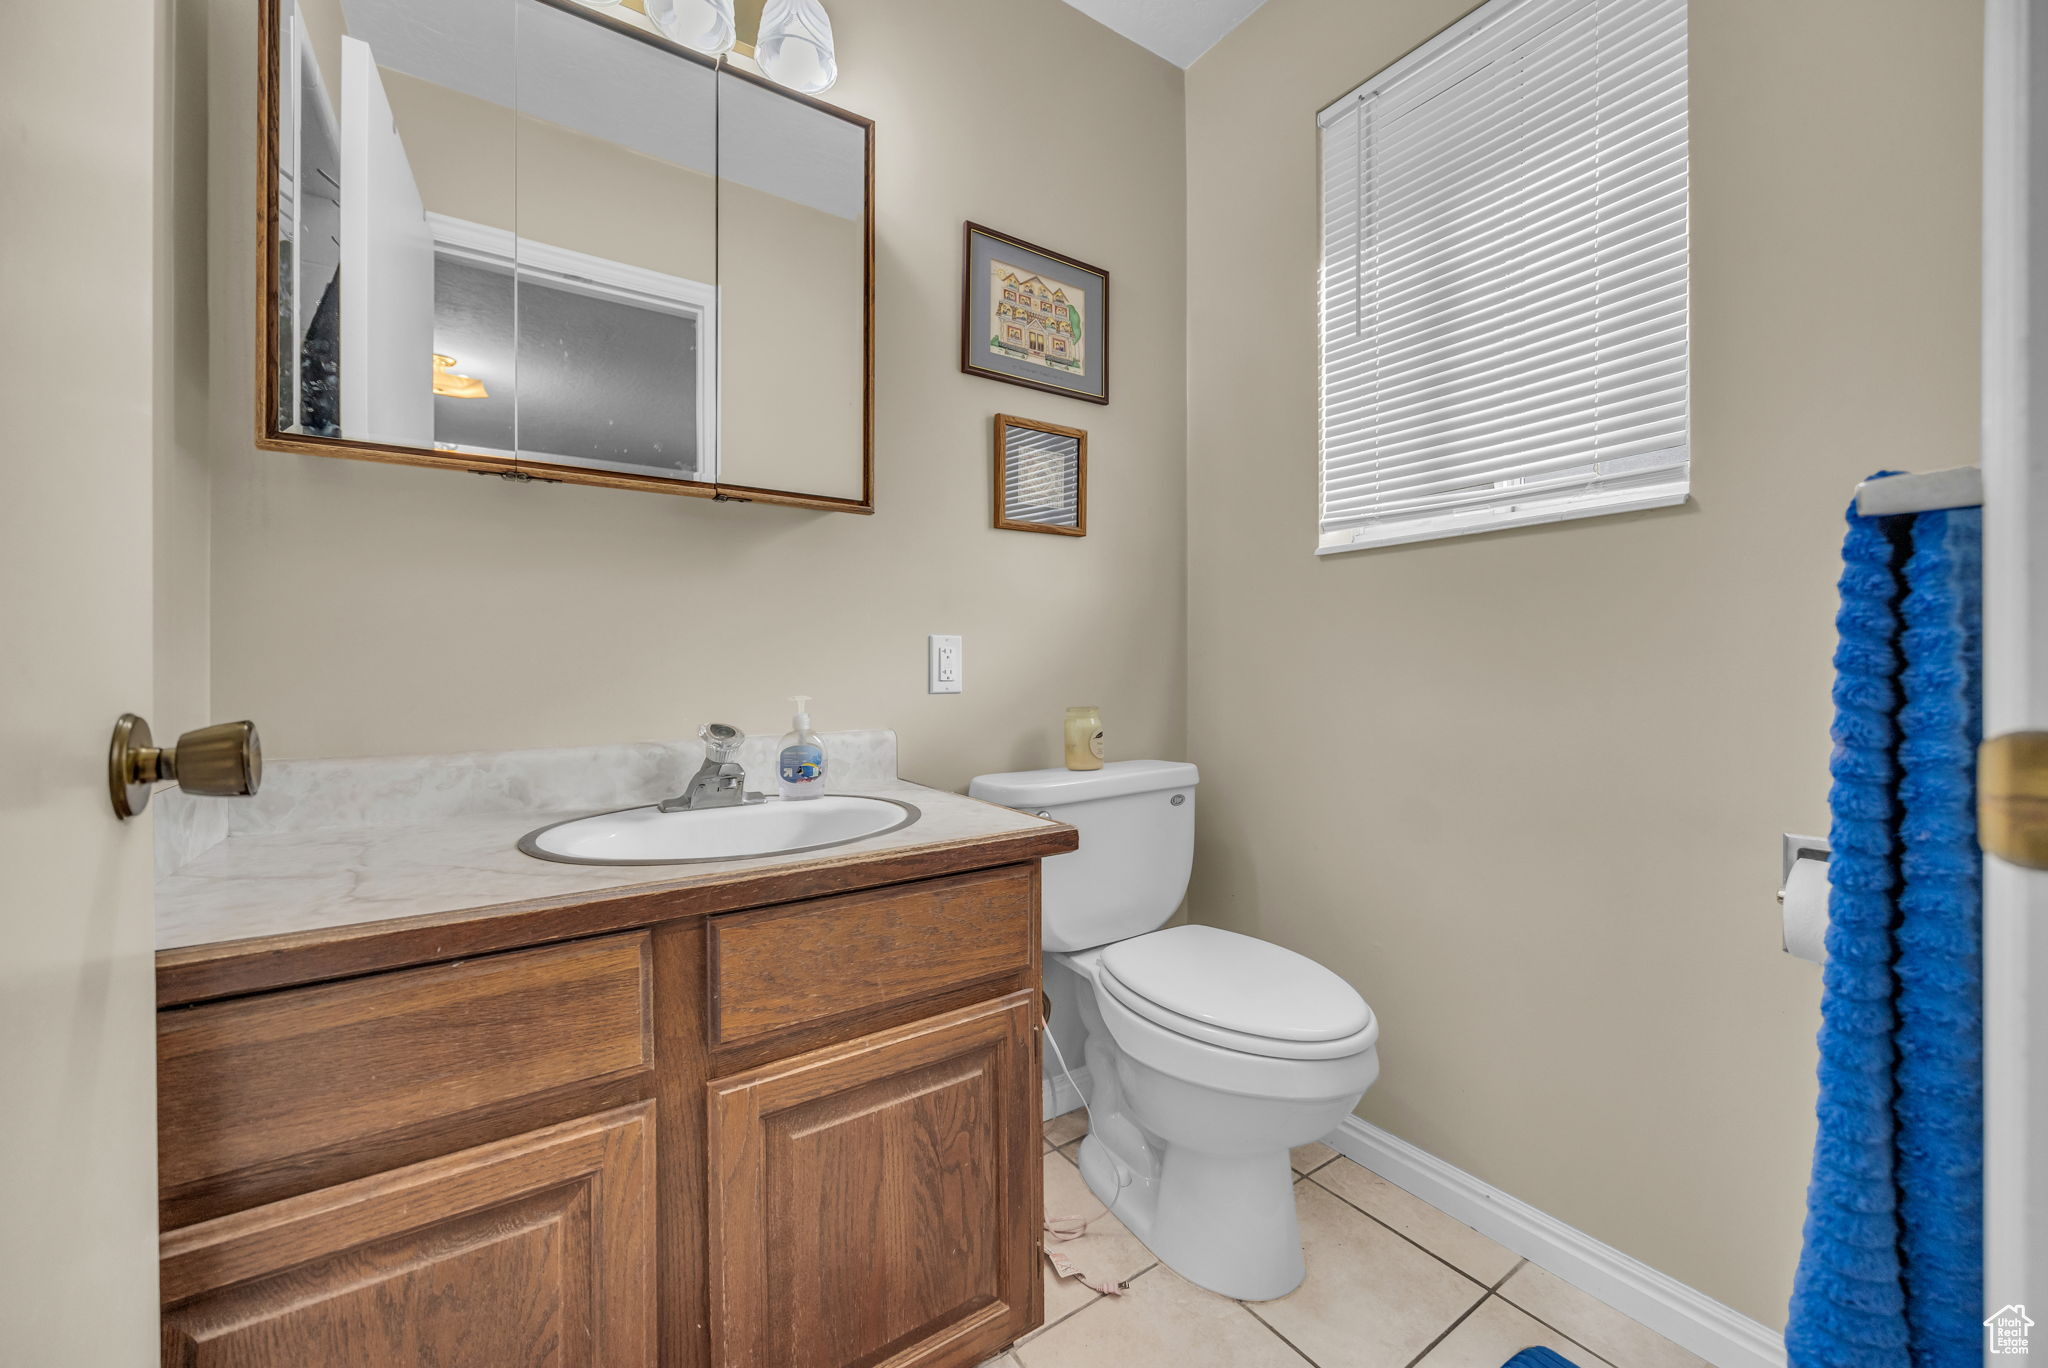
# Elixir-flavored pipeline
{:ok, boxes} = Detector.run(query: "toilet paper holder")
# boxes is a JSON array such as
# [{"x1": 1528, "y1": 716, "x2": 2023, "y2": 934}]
[
  {"x1": 1779, "y1": 833, "x2": 1831, "y2": 960},
  {"x1": 1779, "y1": 833, "x2": 1830, "y2": 897}
]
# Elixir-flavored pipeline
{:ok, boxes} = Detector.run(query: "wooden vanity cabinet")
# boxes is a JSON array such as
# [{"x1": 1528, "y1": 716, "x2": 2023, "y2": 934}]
[{"x1": 157, "y1": 860, "x2": 1048, "y2": 1368}]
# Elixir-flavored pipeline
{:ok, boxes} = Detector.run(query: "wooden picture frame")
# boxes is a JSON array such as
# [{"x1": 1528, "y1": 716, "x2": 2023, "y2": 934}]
[
  {"x1": 993, "y1": 415, "x2": 1087, "y2": 537},
  {"x1": 961, "y1": 224, "x2": 1109, "y2": 405}
]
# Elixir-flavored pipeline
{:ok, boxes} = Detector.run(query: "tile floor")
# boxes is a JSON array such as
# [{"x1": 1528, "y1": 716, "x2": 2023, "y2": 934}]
[{"x1": 990, "y1": 1114, "x2": 1715, "y2": 1368}]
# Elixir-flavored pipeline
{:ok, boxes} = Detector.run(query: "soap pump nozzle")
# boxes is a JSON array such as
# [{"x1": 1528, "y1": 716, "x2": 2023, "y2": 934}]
[{"x1": 790, "y1": 694, "x2": 812, "y2": 730}]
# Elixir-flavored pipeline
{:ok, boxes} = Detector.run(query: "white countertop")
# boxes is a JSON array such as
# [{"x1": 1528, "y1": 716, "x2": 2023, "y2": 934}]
[
  {"x1": 153, "y1": 730, "x2": 1060, "y2": 953},
  {"x1": 156, "y1": 778, "x2": 1056, "y2": 951}
]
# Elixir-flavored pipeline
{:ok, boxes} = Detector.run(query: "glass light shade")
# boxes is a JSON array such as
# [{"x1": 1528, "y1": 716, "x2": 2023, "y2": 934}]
[
  {"x1": 755, "y1": 0, "x2": 837, "y2": 93},
  {"x1": 646, "y1": 0, "x2": 736, "y2": 54}
]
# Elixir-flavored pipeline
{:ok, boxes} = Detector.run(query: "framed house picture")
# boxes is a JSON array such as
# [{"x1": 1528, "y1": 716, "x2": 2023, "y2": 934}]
[
  {"x1": 961, "y1": 223, "x2": 1110, "y2": 405},
  {"x1": 993, "y1": 414, "x2": 1086, "y2": 536}
]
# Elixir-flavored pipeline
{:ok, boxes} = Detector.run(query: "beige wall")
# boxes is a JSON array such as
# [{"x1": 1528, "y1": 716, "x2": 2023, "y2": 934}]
[
  {"x1": 1184, "y1": 0, "x2": 1982, "y2": 1326},
  {"x1": 186, "y1": 0, "x2": 1188, "y2": 788}
]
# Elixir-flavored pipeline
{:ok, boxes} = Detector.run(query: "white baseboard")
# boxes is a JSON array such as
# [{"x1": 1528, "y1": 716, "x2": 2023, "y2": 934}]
[
  {"x1": 1326, "y1": 1116, "x2": 1786, "y2": 1368},
  {"x1": 1042, "y1": 1064, "x2": 1092, "y2": 1119}
]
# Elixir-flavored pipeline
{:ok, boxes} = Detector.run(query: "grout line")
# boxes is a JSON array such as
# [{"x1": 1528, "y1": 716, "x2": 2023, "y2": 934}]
[
  {"x1": 1297, "y1": 1152, "x2": 1341, "y2": 1178},
  {"x1": 1239, "y1": 1300, "x2": 1320, "y2": 1365},
  {"x1": 1033, "y1": 1140, "x2": 1633, "y2": 1368},
  {"x1": 1302, "y1": 1168, "x2": 1494, "y2": 1292},
  {"x1": 1490, "y1": 1287, "x2": 1624, "y2": 1368},
  {"x1": 1018, "y1": 1260, "x2": 1160, "y2": 1349},
  {"x1": 1397, "y1": 1288, "x2": 1492, "y2": 1368}
]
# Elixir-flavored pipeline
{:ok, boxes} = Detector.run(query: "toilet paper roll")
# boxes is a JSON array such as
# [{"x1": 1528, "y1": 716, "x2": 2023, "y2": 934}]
[{"x1": 1781, "y1": 856, "x2": 1830, "y2": 965}]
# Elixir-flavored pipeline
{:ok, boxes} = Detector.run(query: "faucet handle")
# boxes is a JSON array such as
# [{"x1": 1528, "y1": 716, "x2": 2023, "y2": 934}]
[{"x1": 699, "y1": 722, "x2": 745, "y2": 761}]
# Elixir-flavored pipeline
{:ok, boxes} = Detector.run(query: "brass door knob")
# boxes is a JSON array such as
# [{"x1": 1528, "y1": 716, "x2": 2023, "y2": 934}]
[
  {"x1": 109, "y1": 714, "x2": 263, "y2": 820},
  {"x1": 1982, "y1": 731, "x2": 2048, "y2": 870}
]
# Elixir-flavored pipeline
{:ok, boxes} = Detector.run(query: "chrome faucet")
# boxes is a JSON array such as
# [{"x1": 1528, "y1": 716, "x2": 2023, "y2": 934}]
[{"x1": 659, "y1": 723, "x2": 751, "y2": 812}]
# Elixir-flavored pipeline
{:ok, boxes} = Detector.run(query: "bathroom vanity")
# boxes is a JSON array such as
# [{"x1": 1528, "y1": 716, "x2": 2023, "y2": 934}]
[{"x1": 153, "y1": 739, "x2": 1071, "y2": 1368}]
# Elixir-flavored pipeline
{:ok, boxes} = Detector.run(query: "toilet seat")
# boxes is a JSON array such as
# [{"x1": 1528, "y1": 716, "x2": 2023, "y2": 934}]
[{"x1": 1094, "y1": 926, "x2": 1378, "y2": 1062}]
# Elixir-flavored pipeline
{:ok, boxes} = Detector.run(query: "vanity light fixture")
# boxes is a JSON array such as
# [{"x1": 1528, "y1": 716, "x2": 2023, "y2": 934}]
[
  {"x1": 432, "y1": 353, "x2": 489, "y2": 400},
  {"x1": 754, "y1": 0, "x2": 836, "y2": 93},
  {"x1": 645, "y1": 0, "x2": 737, "y2": 55}
]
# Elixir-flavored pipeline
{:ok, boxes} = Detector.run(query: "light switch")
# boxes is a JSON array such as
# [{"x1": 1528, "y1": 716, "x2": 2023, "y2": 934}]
[{"x1": 929, "y1": 634, "x2": 963, "y2": 694}]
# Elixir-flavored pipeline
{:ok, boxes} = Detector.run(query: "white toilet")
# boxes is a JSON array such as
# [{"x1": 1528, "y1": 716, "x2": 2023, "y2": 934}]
[{"x1": 968, "y1": 759, "x2": 1380, "y2": 1301}]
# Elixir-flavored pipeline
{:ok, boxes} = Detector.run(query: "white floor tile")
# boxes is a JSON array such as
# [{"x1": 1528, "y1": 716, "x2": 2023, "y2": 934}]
[
  {"x1": 1044, "y1": 1110, "x2": 1089, "y2": 1149},
  {"x1": 1497, "y1": 1262, "x2": 1710, "y2": 1368},
  {"x1": 1290, "y1": 1141, "x2": 1339, "y2": 1175},
  {"x1": 1017, "y1": 1265, "x2": 1310, "y2": 1368},
  {"x1": 1033, "y1": 1150, "x2": 1157, "y2": 1336},
  {"x1": 1413, "y1": 1294, "x2": 1615, "y2": 1368},
  {"x1": 1248, "y1": 1181, "x2": 1488, "y2": 1367},
  {"x1": 1310, "y1": 1158, "x2": 1521, "y2": 1285}
]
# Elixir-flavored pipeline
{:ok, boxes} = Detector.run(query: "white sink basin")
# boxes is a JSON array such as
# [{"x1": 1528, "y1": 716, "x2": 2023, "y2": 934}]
[{"x1": 518, "y1": 794, "x2": 920, "y2": 866}]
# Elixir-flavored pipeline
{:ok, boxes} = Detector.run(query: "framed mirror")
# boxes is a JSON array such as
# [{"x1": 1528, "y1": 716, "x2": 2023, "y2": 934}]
[
  {"x1": 714, "y1": 69, "x2": 872, "y2": 505},
  {"x1": 993, "y1": 415, "x2": 1086, "y2": 537},
  {"x1": 259, "y1": 0, "x2": 873, "y2": 510}
]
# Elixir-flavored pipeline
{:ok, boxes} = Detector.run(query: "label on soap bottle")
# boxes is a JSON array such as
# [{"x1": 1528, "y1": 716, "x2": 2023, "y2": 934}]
[
  {"x1": 1089, "y1": 730, "x2": 1104, "y2": 759},
  {"x1": 779, "y1": 745, "x2": 824, "y2": 784}
]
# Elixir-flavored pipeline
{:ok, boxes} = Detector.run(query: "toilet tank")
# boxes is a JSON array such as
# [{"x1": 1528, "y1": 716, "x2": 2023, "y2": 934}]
[{"x1": 967, "y1": 760, "x2": 1197, "y2": 953}]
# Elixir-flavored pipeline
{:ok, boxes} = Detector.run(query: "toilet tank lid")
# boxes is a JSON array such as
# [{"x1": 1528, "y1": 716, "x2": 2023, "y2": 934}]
[{"x1": 968, "y1": 759, "x2": 1198, "y2": 809}]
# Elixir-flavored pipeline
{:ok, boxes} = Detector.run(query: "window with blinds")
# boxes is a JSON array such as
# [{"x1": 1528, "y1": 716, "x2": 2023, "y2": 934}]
[{"x1": 1316, "y1": 0, "x2": 1688, "y2": 553}]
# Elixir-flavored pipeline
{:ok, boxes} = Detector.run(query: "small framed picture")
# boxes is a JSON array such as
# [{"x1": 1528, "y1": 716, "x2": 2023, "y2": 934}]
[
  {"x1": 994, "y1": 414, "x2": 1087, "y2": 537},
  {"x1": 962, "y1": 223, "x2": 1110, "y2": 405}
]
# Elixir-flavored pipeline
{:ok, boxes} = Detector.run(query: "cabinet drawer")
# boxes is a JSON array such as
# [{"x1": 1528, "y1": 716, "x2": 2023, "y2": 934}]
[
  {"x1": 709, "y1": 865, "x2": 1034, "y2": 1046},
  {"x1": 162, "y1": 1102, "x2": 655, "y2": 1367},
  {"x1": 160, "y1": 933, "x2": 652, "y2": 1194}
]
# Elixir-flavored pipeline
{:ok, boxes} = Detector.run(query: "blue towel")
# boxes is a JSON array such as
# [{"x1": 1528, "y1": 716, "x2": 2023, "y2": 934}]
[
  {"x1": 1501, "y1": 1350, "x2": 1584, "y2": 1368},
  {"x1": 1893, "y1": 508, "x2": 1982, "y2": 1364},
  {"x1": 1785, "y1": 493, "x2": 1982, "y2": 1368}
]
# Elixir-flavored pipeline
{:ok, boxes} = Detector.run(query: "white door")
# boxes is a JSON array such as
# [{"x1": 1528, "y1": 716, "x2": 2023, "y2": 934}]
[
  {"x1": 340, "y1": 34, "x2": 436, "y2": 446},
  {"x1": 0, "y1": 0, "x2": 162, "y2": 1362},
  {"x1": 1982, "y1": 0, "x2": 2048, "y2": 1345}
]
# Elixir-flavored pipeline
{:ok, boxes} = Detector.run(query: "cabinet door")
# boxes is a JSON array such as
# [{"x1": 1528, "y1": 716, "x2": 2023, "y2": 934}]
[
  {"x1": 161, "y1": 1103, "x2": 655, "y2": 1368},
  {"x1": 708, "y1": 992, "x2": 1041, "y2": 1368}
]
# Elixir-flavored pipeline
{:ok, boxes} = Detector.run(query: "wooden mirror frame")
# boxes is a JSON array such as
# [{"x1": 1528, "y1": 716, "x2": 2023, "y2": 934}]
[
  {"x1": 255, "y1": 0, "x2": 876, "y2": 513},
  {"x1": 992, "y1": 414, "x2": 1087, "y2": 537}
]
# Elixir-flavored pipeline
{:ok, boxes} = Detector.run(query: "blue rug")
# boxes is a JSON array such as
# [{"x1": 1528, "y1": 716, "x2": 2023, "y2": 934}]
[{"x1": 1501, "y1": 1350, "x2": 1583, "y2": 1368}]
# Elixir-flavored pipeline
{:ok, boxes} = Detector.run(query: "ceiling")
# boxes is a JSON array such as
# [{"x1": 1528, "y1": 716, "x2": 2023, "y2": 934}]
[{"x1": 1057, "y1": 0, "x2": 1269, "y2": 68}]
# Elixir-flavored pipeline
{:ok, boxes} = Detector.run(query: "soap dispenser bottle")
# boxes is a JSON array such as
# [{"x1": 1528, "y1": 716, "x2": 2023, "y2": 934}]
[{"x1": 777, "y1": 696, "x2": 828, "y2": 800}]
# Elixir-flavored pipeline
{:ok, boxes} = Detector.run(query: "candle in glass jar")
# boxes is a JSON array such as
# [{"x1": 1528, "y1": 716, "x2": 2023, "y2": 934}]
[{"x1": 1064, "y1": 706, "x2": 1104, "y2": 771}]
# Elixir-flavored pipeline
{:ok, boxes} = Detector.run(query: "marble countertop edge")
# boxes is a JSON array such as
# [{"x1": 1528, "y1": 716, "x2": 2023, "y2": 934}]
[{"x1": 155, "y1": 778, "x2": 1073, "y2": 999}]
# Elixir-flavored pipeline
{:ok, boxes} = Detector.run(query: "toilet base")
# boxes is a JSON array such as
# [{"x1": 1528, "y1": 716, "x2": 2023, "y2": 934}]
[
  {"x1": 1076, "y1": 1129, "x2": 1307, "y2": 1301},
  {"x1": 1054, "y1": 945, "x2": 1378, "y2": 1303}
]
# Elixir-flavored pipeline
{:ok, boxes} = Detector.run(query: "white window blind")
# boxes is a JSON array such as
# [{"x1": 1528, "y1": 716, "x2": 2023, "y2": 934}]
[{"x1": 1317, "y1": 0, "x2": 1688, "y2": 553}]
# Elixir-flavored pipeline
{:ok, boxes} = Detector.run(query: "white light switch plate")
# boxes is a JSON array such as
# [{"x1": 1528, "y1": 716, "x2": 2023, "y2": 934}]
[{"x1": 929, "y1": 634, "x2": 963, "y2": 693}]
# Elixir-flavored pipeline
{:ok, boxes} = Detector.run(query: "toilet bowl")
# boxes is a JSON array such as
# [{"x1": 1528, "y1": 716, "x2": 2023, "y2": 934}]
[{"x1": 967, "y1": 761, "x2": 1381, "y2": 1301}]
